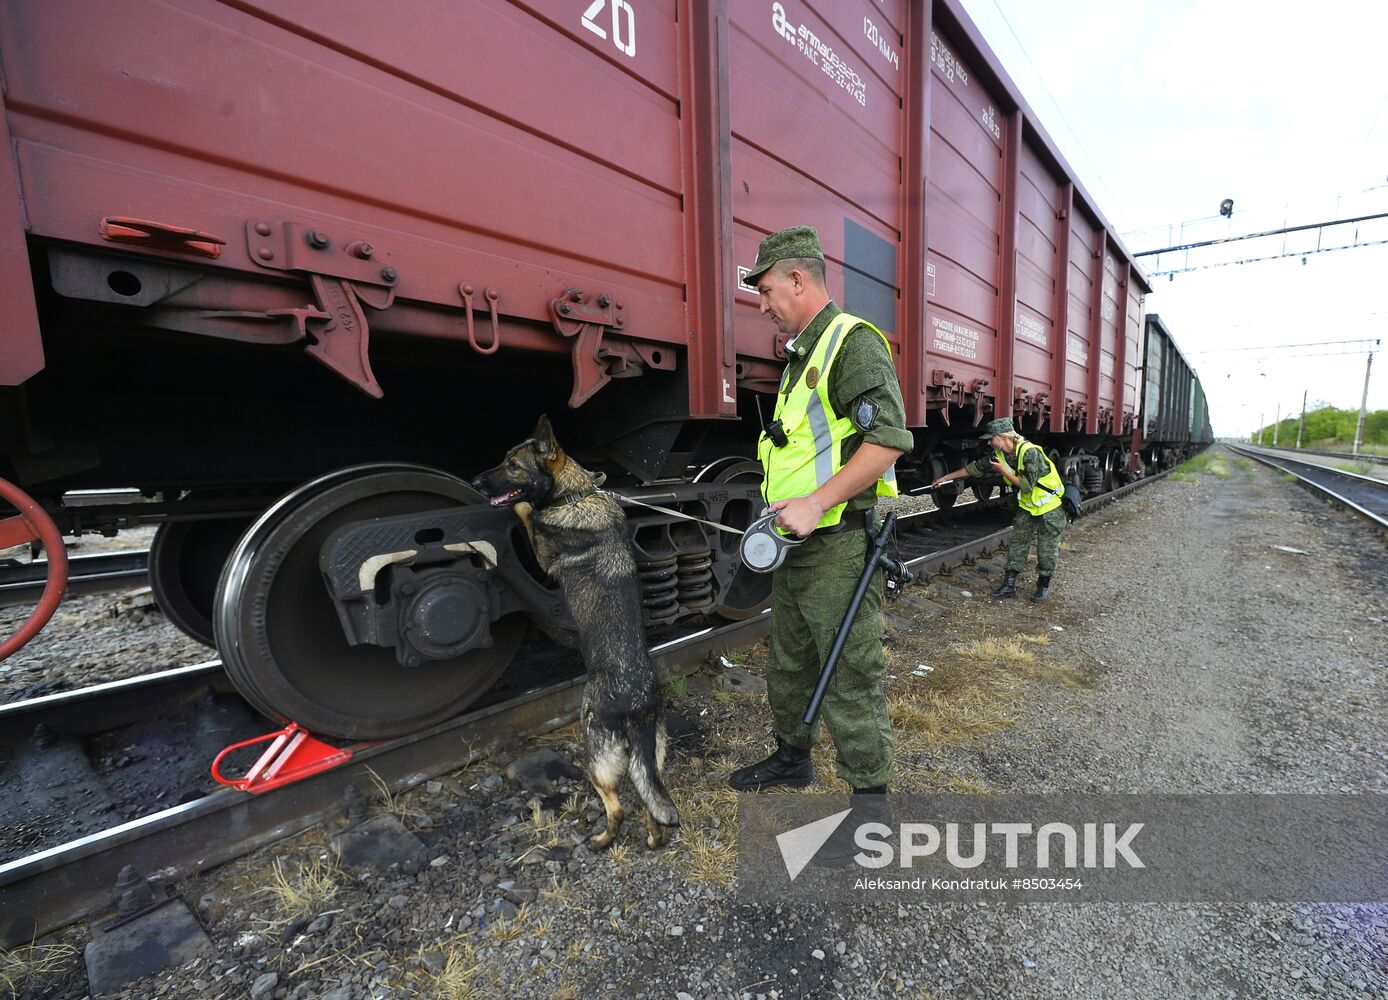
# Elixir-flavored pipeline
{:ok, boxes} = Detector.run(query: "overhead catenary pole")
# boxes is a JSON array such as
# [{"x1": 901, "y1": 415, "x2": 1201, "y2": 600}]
[
  {"x1": 1273, "y1": 403, "x2": 1281, "y2": 446},
  {"x1": 1296, "y1": 390, "x2": 1307, "y2": 449},
  {"x1": 1258, "y1": 413, "x2": 1264, "y2": 446},
  {"x1": 1353, "y1": 352, "x2": 1374, "y2": 456}
]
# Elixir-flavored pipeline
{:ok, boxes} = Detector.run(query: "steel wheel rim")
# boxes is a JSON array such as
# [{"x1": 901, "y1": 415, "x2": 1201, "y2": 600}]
[{"x1": 214, "y1": 464, "x2": 524, "y2": 739}]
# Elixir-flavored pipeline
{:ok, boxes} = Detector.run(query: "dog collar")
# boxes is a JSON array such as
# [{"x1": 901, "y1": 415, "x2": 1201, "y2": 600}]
[{"x1": 552, "y1": 472, "x2": 607, "y2": 507}]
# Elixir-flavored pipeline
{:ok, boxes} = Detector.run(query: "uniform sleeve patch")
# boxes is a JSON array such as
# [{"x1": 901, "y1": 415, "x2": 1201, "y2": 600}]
[{"x1": 852, "y1": 395, "x2": 880, "y2": 432}]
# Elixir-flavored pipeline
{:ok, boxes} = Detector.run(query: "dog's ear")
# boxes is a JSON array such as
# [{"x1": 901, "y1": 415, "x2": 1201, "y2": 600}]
[{"x1": 531, "y1": 414, "x2": 558, "y2": 458}]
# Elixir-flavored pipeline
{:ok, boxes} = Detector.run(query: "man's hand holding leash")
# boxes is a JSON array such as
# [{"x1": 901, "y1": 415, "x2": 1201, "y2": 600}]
[{"x1": 770, "y1": 441, "x2": 904, "y2": 537}]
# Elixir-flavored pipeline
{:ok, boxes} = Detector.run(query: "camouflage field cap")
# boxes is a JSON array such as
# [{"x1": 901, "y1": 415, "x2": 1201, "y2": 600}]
[
  {"x1": 979, "y1": 417, "x2": 1015, "y2": 440},
  {"x1": 742, "y1": 225, "x2": 824, "y2": 287}
]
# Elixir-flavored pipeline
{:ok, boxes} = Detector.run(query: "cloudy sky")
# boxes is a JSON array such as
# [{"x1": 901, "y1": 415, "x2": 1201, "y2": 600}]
[{"x1": 957, "y1": 0, "x2": 1388, "y2": 437}]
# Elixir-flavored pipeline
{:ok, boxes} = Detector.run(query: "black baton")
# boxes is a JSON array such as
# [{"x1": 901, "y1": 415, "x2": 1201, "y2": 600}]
[{"x1": 802, "y1": 511, "x2": 913, "y2": 727}]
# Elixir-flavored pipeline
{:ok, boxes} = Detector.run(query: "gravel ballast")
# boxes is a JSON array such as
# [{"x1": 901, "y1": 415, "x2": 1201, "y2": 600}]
[{"x1": 8, "y1": 446, "x2": 1386, "y2": 999}]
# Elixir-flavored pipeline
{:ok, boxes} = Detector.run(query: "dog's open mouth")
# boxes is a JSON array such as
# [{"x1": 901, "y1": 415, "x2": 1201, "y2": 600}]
[{"x1": 488, "y1": 488, "x2": 524, "y2": 507}]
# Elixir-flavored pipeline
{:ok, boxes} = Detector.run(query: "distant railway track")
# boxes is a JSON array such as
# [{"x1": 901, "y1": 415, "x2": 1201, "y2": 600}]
[
  {"x1": 1245, "y1": 444, "x2": 1388, "y2": 469},
  {"x1": 0, "y1": 471, "x2": 1171, "y2": 946},
  {"x1": 1228, "y1": 445, "x2": 1388, "y2": 529}
]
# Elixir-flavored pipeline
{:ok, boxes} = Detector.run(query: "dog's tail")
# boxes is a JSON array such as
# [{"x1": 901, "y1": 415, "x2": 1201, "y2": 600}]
[{"x1": 626, "y1": 715, "x2": 679, "y2": 827}]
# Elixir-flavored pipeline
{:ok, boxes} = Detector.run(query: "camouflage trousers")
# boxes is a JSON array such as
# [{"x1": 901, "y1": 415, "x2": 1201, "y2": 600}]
[
  {"x1": 1006, "y1": 505, "x2": 1067, "y2": 575},
  {"x1": 766, "y1": 528, "x2": 894, "y2": 789}
]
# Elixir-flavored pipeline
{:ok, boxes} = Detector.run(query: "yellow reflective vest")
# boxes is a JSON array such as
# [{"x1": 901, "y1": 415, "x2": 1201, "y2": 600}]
[
  {"x1": 998, "y1": 439, "x2": 1064, "y2": 516},
  {"x1": 758, "y1": 312, "x2": 899, "y2": 530}
]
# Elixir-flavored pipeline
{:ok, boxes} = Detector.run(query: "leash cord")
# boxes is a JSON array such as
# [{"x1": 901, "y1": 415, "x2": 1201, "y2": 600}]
[{"x1": 599, "y1": 489, "x2": 748, "y2": 536}]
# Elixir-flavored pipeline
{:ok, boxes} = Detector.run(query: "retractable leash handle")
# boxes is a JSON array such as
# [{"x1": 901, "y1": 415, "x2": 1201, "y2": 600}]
[
  {"x1": 802, "y1": 512, "x2": 907, "y2": 727},
  {"x1": 738, "y1": 510, "x2": 807, "y2": 573}
]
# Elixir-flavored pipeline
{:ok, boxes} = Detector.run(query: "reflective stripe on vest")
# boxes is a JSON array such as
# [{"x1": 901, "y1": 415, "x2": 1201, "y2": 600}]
[
  {"x1": 1000, "y1": 439, "x2": 1064, "y2": 515},
  {"x1": 758, "y1": 312, "x2": 900, "y2": 530}
]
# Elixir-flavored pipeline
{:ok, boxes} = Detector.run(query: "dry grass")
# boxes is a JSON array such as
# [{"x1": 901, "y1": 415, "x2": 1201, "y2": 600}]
[
  {"x1": 365, "y1": 767, "x2": 428, "y2": 824},
  {"x1": 564, "y1": 938, "x2": 595, "y2": 963},
  {"x1": 532, "y1": 721, "x2": 581, "y2": 751},
  {"x1": 489, "y1": 908, "x2": 528, "y2": 944},
  {"x1": 528, "y1": 799, "x2": 562, "y2": 847},
  {"x1": 949, "y1": 635, "x2": 1090, "y2": 691},
  {"x1": 667, "y1": 783, "x2": 741, "y2": 887},
  {"x1": 559, "y1": 790, "x2": 586, "y2": 822},
  {"x1": 257, "y1": 856, "x2": 341, "y2": 923},
  {"x1": 540, "y1": 875, "x2": 574, "y2": 907},
  {"x1": 0, "y1": 940, "x2": 77, "y2": 997},
  {"x1": 427, "y1": 938, "x2": 483, "y2": 1000}
]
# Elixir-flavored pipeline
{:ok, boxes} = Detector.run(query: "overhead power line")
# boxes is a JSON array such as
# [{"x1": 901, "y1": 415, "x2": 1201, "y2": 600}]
[
  {"x1": 1190, "y1": 338, "x2": 1380, "y2": 355},
  {"x1": 1134, "y1": 210, "x2": 1388, "y2": 257},
  {"x1": 1147, "y1": 238, "x2": 1388, "y2": 277}
]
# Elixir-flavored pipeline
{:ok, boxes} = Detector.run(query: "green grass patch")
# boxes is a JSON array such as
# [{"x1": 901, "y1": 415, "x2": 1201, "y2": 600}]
[
  {"x1": 1173, "y1": 452, "x2": 1232, "y2": 479},
  {"x1": 1335, "y1": 461, "x2": 1375, "y2": 476}
]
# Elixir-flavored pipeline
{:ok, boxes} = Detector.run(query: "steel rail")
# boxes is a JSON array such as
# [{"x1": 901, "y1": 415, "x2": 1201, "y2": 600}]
[
  {"x1": 0, "y1": 549, "x2": 150, "y2": 608},
  {"x1": 0, "y1": 617, "x2": 766, "y2": 945},
  {"x1": 899, "y1": 467, "x2": 1175, "y2": 577},
  {"x1": 1227, "y1": 445, "x2": 1388, "y2": 530},
  {"x1": 1240, "y1": 444, "x2": 1388, "y2": 470}
]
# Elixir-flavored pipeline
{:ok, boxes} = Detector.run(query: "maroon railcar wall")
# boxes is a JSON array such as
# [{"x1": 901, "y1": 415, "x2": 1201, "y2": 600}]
[
  {"x1": 1, "y1": 0, "x2": 1149, "y2": 465},
  {"x1": 727, "y1": 0, "x2": 915, "y2": 391},
  {"x1": 0, "y1": 0, "x2": 738, "y2": 417},
  {"x1": 921, "y1": 1, "x2": 1150, "y2": 438}
]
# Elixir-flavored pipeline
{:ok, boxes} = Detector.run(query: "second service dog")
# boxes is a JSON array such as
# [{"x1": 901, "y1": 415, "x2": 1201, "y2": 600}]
[{"x1": 472, "y1": 416, "x2": 679, "y2": 849}]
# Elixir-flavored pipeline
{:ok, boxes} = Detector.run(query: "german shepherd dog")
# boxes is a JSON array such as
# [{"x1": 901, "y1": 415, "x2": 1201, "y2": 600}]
[{"x1": 472, "y1": 416, "x2": 679, "y2": 849}]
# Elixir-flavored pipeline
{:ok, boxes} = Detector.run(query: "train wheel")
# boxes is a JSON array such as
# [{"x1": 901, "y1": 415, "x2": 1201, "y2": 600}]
[
  {"x1": 149, "y1": 518, "x2": 253, "y2": 647},
  {"x1": 710, "y1": 460, "x2": 773, "y2": 621},
  {"x1": 1101, "y1": 450, "x2": 1118, "y2": 493},
  {"x1": 970, "y1": 483, "x2": 996, "y2": 504},
  {"x1": 214, "y1": 465, "x2": 525, "y2": 740}
]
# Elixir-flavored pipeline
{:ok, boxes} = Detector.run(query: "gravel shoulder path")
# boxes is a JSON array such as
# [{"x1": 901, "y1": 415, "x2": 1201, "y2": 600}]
[{"x1": 10, "y1": 447, "x2": 1386, "y2": 999}]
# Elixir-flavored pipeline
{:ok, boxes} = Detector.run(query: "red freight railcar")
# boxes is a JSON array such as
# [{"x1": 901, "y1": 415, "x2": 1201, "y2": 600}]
[{"x1": 0, "y1": 1, "x2": 1156, "y2": 734}]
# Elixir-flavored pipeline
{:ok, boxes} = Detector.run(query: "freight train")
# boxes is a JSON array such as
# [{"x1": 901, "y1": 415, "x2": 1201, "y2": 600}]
[{"x1": 0, "y1": 0, "x2": 1209, "y2": 736}]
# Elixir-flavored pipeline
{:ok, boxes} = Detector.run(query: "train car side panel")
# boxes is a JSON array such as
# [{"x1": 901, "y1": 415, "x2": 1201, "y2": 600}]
[
  {"x1": 1094, "y1": 247, "x2": 1122, "y2": 432},
  {"x1": 0, "y1": 86, "x2": 44, "y2": 386},
  {"x1": 1062, "y1": 210, "x2": 1099, "y2": 429},
  {"x1": 728, "y1": 0, "x2": 908, "y2": 369},
  {"x1": 0, "y1": 0, "x2": 699, "y2": 393},
  {"x1": 922, "y1": 22, "x2": 1007, "y2": 418},
  {"x1": 1009, "y1": 138, "x2": 1062, "y2": 425},
  {"x1": 1122, "y1": 271, "x2": 1144, "y2": 432}
]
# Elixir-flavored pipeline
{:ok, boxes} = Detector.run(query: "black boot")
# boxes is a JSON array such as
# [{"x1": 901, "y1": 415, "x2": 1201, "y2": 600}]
[
  {"x1": 728, "y1": 738, "x2": 815, "y2": 791},
  {"x1": 1031, "y1": 575, "x2": 1051, "y2": 603},
  {"x1": 990, "y1": 570, "x2": 1018, "y2": 599},
  {"x1": 811, "y1": 787, "x2": 893, "y2": 868}
]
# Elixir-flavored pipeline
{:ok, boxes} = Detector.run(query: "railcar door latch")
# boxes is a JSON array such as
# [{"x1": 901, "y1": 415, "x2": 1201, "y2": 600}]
[{"x1": 549, "y1": 288, "x2": 641, "y2": 408}]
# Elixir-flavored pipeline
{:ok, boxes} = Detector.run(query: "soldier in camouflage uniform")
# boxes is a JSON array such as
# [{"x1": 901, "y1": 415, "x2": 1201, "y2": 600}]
[
  {"x1": 931, "y1": 417, "x2": 1066, "y2": 603},
  {"x1": 727, "y1": 227, "x2": 912, "y2": 854}
]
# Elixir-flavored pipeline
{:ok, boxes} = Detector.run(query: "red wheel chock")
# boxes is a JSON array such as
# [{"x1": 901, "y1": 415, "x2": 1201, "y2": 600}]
[
  {"x1": 0, "y1": 477, "x2": 68, "y2": 662},
  {"x1": 211, "y1": 723, "x2": 357, "y2": 794}
]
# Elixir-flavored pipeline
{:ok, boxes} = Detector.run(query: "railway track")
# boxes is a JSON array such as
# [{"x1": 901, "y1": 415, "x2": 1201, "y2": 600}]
[
  {"x1": 0, "y1": 471, "x2": 1169, "y2": 947},
  {"x1": 0, "y1": 549, "x2": 150, "y2": 608},
  {"x1": 1243, "y1": 444, "x2": 1388, "y2": 469},
  {"x1": 1229, "y1": 445, "x2": 1388, "y2": 529}
]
